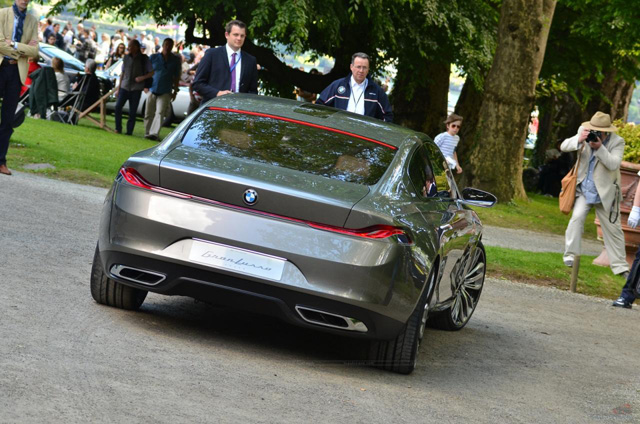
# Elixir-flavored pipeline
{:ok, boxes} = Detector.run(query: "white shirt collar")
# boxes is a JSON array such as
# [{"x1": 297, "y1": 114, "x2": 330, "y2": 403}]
[
  {"x1": 350, "y1": 75, "x2": 368, "y2": 91},
  {"x1": 225, "y1": 44, "x2": 241, "y2": 59}
]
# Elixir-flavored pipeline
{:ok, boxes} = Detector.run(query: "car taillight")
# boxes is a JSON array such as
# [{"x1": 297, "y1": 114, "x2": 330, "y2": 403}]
[{"x1": 118, "y1": 167, "x2": 411, "y2": 243}]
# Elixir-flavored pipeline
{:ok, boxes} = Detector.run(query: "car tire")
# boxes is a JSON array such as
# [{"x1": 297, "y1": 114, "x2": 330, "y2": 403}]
[
  {"x1": 90, "y1": 245, "x2": 147, "y2": 310},
  {"x1": 429, "y1": 242, "x2": 486, "y2": 331},
  {"x1": 369, "y1": 266, "x2": 437, "y2": 375}
]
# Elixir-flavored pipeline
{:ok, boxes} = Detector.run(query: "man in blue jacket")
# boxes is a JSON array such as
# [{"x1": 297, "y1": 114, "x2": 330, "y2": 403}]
[{"x1": 317, "y1": 52, "x2": 393, "y2": 123}]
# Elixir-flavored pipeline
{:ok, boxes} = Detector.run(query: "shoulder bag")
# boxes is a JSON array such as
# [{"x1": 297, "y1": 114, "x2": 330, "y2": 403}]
[{"x1": 559, "y1": 145, "x2": 584, "y2": 215}]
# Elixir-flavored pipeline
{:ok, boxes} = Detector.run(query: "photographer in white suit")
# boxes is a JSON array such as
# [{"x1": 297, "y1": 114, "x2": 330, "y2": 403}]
[{"x1": 560, "y1": 111, "x2": 629, "y2": 278}]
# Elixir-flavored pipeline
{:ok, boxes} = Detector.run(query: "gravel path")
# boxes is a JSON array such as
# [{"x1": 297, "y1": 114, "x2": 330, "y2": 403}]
[
  {"x1": 0, "y1": 171, "x2": 638, "y2": 423},
  {"x1": 483, "y1": 225, "x2": 604, "y2": 256}
]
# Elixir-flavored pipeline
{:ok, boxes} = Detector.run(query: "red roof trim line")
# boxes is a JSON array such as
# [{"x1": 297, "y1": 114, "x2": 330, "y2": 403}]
[
  {"x1": 207, "y1": 106, "x2": 397, "y2": 150},
  {"x1": 119, "y1": 167, "x2": 409, "y2": 242}
]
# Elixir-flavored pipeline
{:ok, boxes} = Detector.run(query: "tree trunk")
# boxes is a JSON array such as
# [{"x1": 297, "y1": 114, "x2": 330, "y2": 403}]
[
  {"x1": 586, "y1": 69, "x2": 635, "y2": 122},
  {"x1": 465, "y1": 0, "x2": 556, "y2": 201},
  {"x1": 391, "y1": 59, "x2": 450, "y2": 136},
  {"x1": 453, "y1": 78, "x2": 484, "y2": 187}
]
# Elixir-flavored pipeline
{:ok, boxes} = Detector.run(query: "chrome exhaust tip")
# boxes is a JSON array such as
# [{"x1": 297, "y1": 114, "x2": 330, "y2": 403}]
[
  {"x1": 110, "y1": 265, "x2": 166, "y2": 286},
  {"x1": 295, "y1": 306, "x2": 368, "y2": 333}
]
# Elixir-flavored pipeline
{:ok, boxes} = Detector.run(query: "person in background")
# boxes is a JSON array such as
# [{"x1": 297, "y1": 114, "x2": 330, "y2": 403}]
[
  {"x1": 51, "y1": 57, "x2": 69, "y2": 102},
  {"x1": 71, "y1": 59, "x2": 100, "y2": 112},
  {"x1": 114, "y1": 39, "x2": 153, "y2": 135},
  {"x1": 42, "y1": 17, "x2": 53, "y2": 41},
  {"x1": 612, "y1": 175, "x2": 640, "y2": 309},
  {"x1": 97, "y1": 33, "x2": 110, "y2": 64},
  {"x1": 20, "y1": 56, "x2": 40, "y2": 96},
  {"x1": 560, "y1": 111, "x2": 629, "y2": 278},
  {"x1": 316, "y1": 52, "x2": 393, "y2": 122},
  {"x1": 192, "y1": 19, "x2": 258, "y2": 102},
  {"x1": 434, "y1": 114, "x2": 464, "y2": 174},
  {"x1": 0, "y1": 0, "x2": 40, "y2": 176},
  {"x1": 105, "y1": 41, "x2": 125, "y2": 68},
  {"x1": 144, "y1": 38, "x2": 180, "y2": 141},
  {"x1": 53, "y1": 23, "x2": 64, "y2": 49},
  {"x1": 46, "y1": 33, "x2": 56, "y2": 46},
  {"x1": 295, "y1": 68, "x2": 320, "y2": 103}
]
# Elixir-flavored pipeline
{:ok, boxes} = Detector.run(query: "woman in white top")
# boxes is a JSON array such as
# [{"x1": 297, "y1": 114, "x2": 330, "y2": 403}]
[
  {"x1": 434, "y1": 113, "x2": 464, "y2": 174},
  {"x1": 51, "y1": 58, "x2": 70, "y2": 102}
]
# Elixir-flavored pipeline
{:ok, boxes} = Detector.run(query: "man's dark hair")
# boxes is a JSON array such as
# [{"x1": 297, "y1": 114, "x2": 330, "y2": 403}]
[
  {"x1": 225, "y1": 20, "x2": 247, "y2": 34},
  {"x1": 163, "y1": 37, "x2": 175, "y2": 47},
  {"x1": 47, "y1": 18, "x2": 53, "y2": 25},
  {"x1": 351, "y1": 52, "x2": 370, "y2": 65},
  {"x1": 129, "y1": 39, "x2": 141, "y2": 49}
]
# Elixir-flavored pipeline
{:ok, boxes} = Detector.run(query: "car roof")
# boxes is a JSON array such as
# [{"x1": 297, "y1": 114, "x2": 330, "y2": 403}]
[{"x1": 205, "y1": 94, "x2": 423, "y2": 149}]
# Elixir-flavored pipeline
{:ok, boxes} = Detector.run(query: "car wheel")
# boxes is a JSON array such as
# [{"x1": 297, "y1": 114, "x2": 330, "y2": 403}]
[
  {"x1": 90, "y1": 245, "x2": 147, "y2": 310},
  {"x1": 429, "y1": 242, "x2": 486, "y2": 331},
  {"x1": 369, "y1": 266, "x2": 437, "y2": 374}
]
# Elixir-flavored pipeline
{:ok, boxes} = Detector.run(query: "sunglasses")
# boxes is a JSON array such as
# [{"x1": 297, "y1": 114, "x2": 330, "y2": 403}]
[{"x1": 449, "y1": 124, "x2": 460, "y2": 129}]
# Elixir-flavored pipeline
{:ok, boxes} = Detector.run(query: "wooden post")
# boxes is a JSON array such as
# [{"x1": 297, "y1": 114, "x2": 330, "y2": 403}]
[{"x1": 570, "y1": 255, "x2": 580, "y2": 293}]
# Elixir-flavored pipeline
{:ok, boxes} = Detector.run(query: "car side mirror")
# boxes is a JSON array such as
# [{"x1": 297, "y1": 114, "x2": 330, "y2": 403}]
[{"x1": 460, "y1": 187, "x2": 497, "y2": 208}]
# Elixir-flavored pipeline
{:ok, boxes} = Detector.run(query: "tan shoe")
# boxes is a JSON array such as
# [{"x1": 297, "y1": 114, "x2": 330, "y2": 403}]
[{"x1": 0, "y1": 164, "x2": 12, "y2": 175}]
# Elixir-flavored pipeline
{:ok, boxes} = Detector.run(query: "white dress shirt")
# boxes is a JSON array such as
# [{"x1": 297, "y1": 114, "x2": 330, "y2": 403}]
[
  {"x1": 347, "y1": 76, "x2": 368, "y2": 115},
  {"x1": 225, "y1": 44, "x2": 242, "y2": 92}
]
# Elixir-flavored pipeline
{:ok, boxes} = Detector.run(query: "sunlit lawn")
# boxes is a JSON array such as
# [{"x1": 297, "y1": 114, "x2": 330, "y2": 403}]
[
  {"x1": 7, "y1": 114, "x2": 174, "y2": 187},
  {"x1": 486, "y1": 246, "x2": 625, "y2": 299},
  {"x1": 474, "y1": 192, "x2": 598, "y2": 240}
]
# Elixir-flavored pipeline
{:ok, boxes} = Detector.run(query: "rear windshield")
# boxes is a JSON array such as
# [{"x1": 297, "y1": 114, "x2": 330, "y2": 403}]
[{"x1": 181, "y1": 108, "x2": 396, "y2": 185}]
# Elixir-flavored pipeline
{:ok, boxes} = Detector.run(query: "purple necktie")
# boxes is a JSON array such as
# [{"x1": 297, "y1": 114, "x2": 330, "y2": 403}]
[{"x1": 230, "y1": 52, "x2": 237, "y2": 92}]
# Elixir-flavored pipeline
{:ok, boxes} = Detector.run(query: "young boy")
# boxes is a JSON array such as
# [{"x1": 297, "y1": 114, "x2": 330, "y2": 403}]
[{"x1": 434, "y1": 114, "x2": 463, "y2": 174}]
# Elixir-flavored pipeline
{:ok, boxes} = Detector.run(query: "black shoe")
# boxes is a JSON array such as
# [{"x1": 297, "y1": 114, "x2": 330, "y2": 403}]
[
  {"x1": 612, "y1": 297, "x2": 632, "y2": 309},
  {"x1": 145, "y1": 134, "x2": 158, "y2": 141}
]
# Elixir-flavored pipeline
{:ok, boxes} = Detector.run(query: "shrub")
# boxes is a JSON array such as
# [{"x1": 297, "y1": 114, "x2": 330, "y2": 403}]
[{"x1": 614, "y1": 120, "x2": 640, "y2": 162}]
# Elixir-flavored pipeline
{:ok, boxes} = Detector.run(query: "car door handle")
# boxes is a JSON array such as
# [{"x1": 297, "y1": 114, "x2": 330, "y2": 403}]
[{"x1": 439, "y1": 224, "x2": 453, "y2": 231}]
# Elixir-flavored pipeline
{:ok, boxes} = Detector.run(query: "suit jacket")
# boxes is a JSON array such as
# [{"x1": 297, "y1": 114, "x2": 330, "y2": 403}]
[
  {"x1": 192, "y1": 46, "x2": 258, "y2": 102},
  {"x1": 0, "y1": 6, "x2": 39, "y2": 84},
  {"x1": 560, "y1": 127, "x2": 625, "y2": 214}
]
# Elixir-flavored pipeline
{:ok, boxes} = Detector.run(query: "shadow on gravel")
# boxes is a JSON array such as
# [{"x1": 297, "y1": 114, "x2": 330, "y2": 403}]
[{"x1": 102, "y1": 293, "x2": 542, "y2": 382}]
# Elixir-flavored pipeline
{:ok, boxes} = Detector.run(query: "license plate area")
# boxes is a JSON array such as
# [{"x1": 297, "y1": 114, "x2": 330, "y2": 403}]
[{"x1": 188, "y1": 239, "x2": 286, "y2": 281}]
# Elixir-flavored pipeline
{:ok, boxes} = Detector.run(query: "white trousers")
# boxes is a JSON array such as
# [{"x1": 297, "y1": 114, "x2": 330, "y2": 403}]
[
  {"x1": 144, "y1": 92, "x2": 172, "y2": 137},
  {"x1": 564, "y1": 194, "x2": 629, "y2": 274}
]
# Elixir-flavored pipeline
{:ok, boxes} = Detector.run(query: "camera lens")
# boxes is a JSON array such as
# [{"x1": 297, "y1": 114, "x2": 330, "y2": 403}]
[{"x1": 586, "y1": 131, "x2": 598, "y2": 143}]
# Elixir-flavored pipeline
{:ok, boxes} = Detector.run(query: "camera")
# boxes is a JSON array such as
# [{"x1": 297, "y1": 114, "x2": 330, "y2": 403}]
[{"x1": 586, "y1": 130, "x2": 601, "y2": 143}]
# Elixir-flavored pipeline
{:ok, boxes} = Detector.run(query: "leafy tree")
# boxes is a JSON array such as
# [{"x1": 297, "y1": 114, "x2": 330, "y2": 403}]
[{"x1": 45, "y1": 0, "x2": 497, "y2": 134}]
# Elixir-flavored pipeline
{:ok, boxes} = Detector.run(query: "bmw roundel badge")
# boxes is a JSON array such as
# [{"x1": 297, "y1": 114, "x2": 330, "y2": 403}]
[
  {"x1": 243, "y1": 189, "x2": 258, "y2": 205},
  {"x1": 337, "y1": 86, "x2": 346, "y2": 94}
]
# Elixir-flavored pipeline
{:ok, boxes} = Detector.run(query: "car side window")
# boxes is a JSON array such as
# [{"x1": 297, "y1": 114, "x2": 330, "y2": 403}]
[
  {"x1": 408, "y1": 146, "x2": 439, "y2": 199},
  {"x1": 424, "y1": 141, "x2": 455, "y2": 199}
]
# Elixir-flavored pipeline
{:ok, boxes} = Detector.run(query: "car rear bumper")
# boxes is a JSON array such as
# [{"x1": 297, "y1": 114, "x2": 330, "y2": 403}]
[
  {"x1": 98, "y1": 247, "x2": 407, "y2": 340},
  {"x1": 97, "y1": 182, "x2": 427, "y2": 339}
]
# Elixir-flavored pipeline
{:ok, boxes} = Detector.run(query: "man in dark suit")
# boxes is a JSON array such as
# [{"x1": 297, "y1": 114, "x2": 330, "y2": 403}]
[{"x1": 193, "y1": 19, "x2": 258, "y2": 102}]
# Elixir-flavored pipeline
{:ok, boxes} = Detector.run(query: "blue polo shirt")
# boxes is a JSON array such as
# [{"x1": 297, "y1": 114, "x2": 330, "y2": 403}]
[{"x1": 149, "y1": 52, "x2": 181, "y2": 95}]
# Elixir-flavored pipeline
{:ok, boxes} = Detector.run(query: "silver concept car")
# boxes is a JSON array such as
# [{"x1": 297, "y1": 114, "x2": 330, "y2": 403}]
[{"x1": 91, "y1": 94, "x2": 496, "y2": 374}]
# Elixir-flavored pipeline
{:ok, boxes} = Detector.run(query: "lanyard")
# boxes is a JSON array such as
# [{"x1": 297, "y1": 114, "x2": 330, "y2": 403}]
[
  {"x1": 350, "y1": 85, "x2": 365, "y2": 110},
  {"x1": 230, "y1": 53, "x2": 241, "y2": 73}
]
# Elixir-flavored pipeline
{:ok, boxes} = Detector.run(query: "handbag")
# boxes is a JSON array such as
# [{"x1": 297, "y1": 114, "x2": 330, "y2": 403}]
[{"x1": 559, "y1": 145, "x2": 584, "y2": 215}]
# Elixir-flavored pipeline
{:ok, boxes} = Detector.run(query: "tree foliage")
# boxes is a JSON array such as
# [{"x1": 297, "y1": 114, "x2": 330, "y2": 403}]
[{"x1": 44, "y1": 0, "x2": 498, "y2": 101}]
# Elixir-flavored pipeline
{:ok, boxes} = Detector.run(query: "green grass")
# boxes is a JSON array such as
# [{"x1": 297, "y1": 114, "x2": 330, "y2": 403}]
[
  {"x1": 7, "y1": 114, "x2": 175, "y2": 187},
  {"x1": 486, "y1": 246, "x2": 625, "y2": 299},
  {"x1": 474, "y1": 192, "x2": 598, "y2": 240}
]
